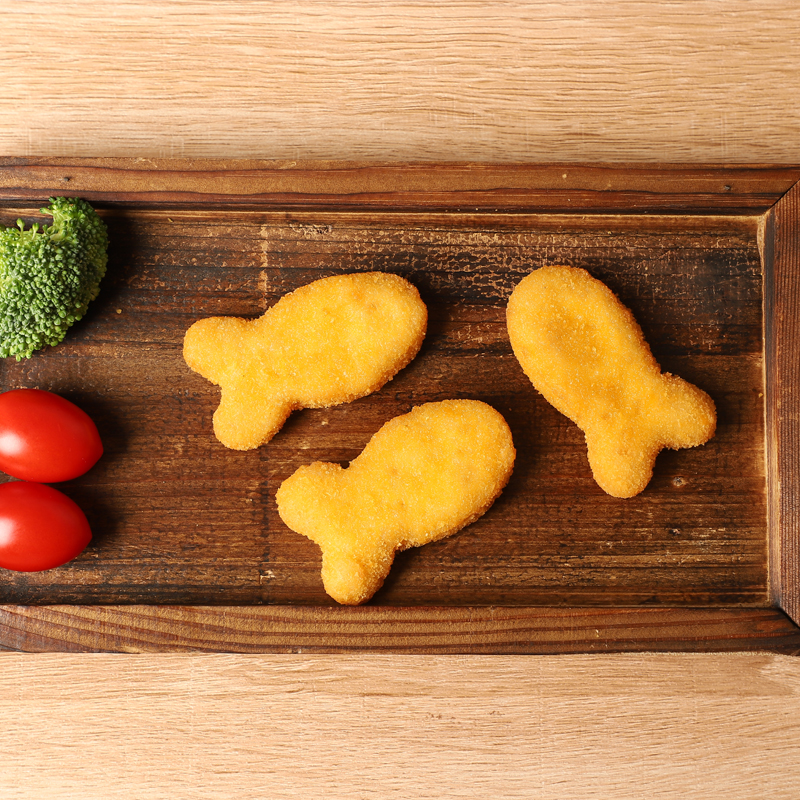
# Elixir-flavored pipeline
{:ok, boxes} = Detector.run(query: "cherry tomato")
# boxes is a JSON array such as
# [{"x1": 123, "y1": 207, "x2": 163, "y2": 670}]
[
  {"x1": 0, "y1": 389, "x2": 103, "y2": 482},
  {"x1": 0, "y1": 481, "x2": 92, "y2": 571}
]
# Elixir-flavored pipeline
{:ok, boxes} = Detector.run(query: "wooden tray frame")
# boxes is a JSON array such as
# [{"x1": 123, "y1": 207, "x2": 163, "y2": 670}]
[{"x1": 0, "y1": 158, "x2": 799, "y2": 654}]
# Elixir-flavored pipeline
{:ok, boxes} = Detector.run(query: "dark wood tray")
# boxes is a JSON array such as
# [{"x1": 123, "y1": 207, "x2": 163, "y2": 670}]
[{"x1": 0, "y1": 159, "x2": 798, "y2": 653}]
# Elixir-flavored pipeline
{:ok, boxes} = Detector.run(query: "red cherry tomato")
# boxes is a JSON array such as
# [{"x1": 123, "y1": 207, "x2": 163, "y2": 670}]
[
  {"x1": 0, "y1": 389, "x2": 103, "y2": 482},
  {"x1": 0, "y1": 481, "x2": 92, "y2": 571}
]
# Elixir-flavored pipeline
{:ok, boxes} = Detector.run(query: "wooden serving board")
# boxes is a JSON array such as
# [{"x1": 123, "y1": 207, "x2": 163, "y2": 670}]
[{"x1": 0, "y1": 159, "x2": 799, "y2": 653}]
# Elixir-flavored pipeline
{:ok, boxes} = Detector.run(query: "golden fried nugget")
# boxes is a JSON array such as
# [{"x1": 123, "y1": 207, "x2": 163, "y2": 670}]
[
  {"x1": 506, "y1": 265, "x2": 716, "y2": 498},
  {"x1": 276, "y1": 399, "x2": 516, "y2": 605},
  {"x1": 183, "y1": 272, "x2": 427, "y2": 450}
]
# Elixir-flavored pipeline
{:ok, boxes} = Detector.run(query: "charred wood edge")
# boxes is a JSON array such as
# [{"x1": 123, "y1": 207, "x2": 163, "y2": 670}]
[
  {"x1": 0, "y1": 160, "x2": 798, "y2": 653},
  {"x1": 0, "y1": 606, "x2": 798, "y2": 654}
]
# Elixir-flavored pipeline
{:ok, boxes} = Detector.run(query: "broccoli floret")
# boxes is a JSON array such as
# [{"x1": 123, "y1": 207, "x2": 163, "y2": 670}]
[{"x1": 0, "y1": 197, "x2": 108, "y2": 359}]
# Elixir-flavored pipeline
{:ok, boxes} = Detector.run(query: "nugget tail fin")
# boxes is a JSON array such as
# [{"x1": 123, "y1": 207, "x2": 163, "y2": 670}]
[
  {"x1": 585, "y1": 434, "x2": 660, "y2": 499},
  {"x1": 320, "y1": 546, "x2": 395, "y2": 606},
  {"x1": 277, "y1": 462, "x2": 397, "y2": 605},
  {"x1": 655, "y1": 375, "x2": 717, "y2": 450},
  {"x1": 585, "y1": 375, "x2": 716, "y2": 498},
  {"x1": 183, "y1": 317, "x2": 252, "y2": 384},
  {"x1": 213, "y1": 390, "x2": 292, "y2": 450}
]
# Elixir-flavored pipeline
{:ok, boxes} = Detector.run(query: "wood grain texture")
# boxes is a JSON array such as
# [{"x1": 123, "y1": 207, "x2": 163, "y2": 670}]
[
  {"x1": 1, "y1": 653, "x2": 800, "y2": 799},
  {"x1": 2, "y1": 3, "x2": 800, "y2": 795},
  {"x1": 765, "y1": 181, "x2": 800, "y2": 624},
  {"x1": 2, "y1": 606, "x2": 799, "y2": 655},
  {"x1": 2, "y1": 1, "x2": 800, "y2": 164},
  {"x1": 2, "y1": 159, "x2": 799, "y2": 213},
  {"x1": 0, "y1": 180, "x2": 771, "y2": 613}
]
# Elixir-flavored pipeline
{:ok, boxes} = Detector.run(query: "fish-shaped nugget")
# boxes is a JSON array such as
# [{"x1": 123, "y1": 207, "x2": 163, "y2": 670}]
[
  {"x1": 506, "y1": 265, "x2": 716, "y2": 498},
  {"x1": 276, "y1": 399, "x2": 516, "y2": 605},
  {"x1": 184, "y1": 272, "x2": 427, "y2": 450}
]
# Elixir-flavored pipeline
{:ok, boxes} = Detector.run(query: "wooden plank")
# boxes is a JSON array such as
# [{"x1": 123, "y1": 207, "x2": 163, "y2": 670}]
[
  {"x1": 4, "y1": 0, "x2": 800, "y2": 168},
  {"x1": 1, "y1": 651, "x2": 799, "y2": 799},
  {"x1": 1, "y1": 606, "x2": 799, "y2": 654},
  {"x1": 0, "y1": 200, "x2": 769, "y2": 613},
  {"x1": 0, "y1": 159, "x2": 798, "y2": 213},
  {"x1": 765, "y1": 181, "x2": 800, "y2": 624},
  {"x1": 0, "y1": 160, "x2": 794, "y2": 652}
]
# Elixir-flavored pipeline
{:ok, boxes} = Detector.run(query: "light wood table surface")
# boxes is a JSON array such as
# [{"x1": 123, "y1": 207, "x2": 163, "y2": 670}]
[{"x1": 2, "y1": 2, "x2": 800, "y2": 797}]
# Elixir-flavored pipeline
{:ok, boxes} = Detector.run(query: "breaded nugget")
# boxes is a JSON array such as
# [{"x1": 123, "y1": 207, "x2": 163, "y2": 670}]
[
  {"x1": 183, "y1": 272, "x2": 427, "y2": 450},
  {"x1": 276, "y1": 399, "x2": 516, "y2": 605},
  {"x1": 506, "y1": 265, "x2": 716, "y2": 498}
]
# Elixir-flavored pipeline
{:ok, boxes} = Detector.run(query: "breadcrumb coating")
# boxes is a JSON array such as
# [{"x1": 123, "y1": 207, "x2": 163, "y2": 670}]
[
  {"x1": 183, "y1": 272, "x2": 427, "y2": 450},
  {"x1": 506, "y1": 265, "x2": 716, "y2": 498},
  {"x1": 277, "y1": 399, "x2": 516, "y2": 604}
]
